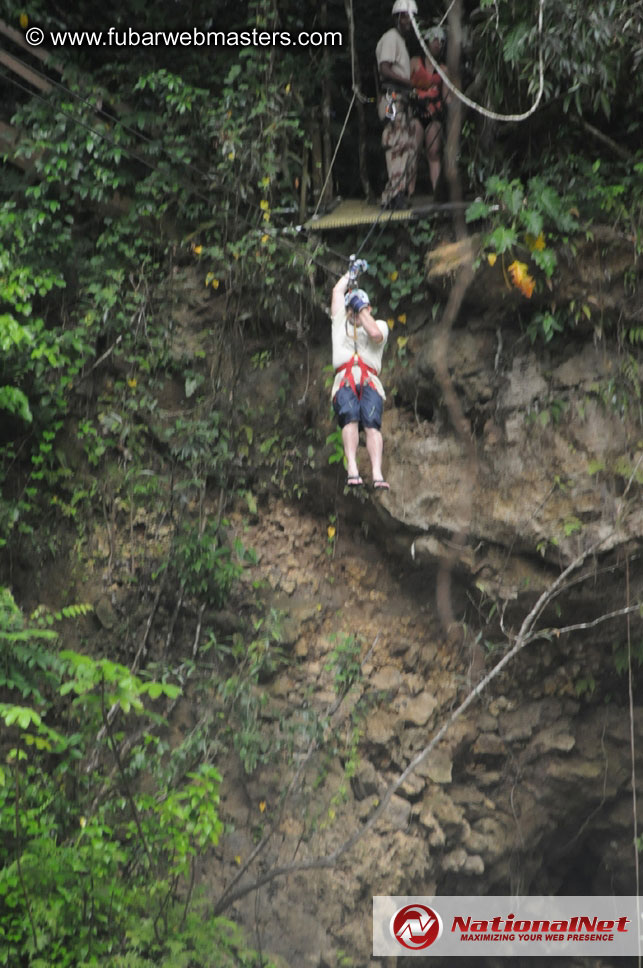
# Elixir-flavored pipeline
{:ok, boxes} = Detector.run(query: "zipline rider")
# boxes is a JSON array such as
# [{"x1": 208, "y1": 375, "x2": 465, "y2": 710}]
[{"x1": 330, "y1": 267, "x2": 390, "y2": 490}]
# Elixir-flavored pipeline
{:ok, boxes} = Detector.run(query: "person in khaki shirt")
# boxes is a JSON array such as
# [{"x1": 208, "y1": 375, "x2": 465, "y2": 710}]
[
  {"x1": 376, "y1": 0, "x2": 423, "y2": 208},
  {"x1": 330, "y1": 272, "x2": 390, "y2": 490}
]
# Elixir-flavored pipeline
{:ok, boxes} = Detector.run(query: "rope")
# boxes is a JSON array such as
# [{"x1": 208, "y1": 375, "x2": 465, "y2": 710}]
[
  {"x1": 410, "y1": 0, "x2": 546, "y2": 123},
  {"x1": 311, "y1": 0, "x2": 370, "y2": 219},
  {"x1": 346, "y1": 0, "x2": 372, "y2": 105},
  {"x1": 310, "y1": 89, "x2": 356, "y2": 220}
]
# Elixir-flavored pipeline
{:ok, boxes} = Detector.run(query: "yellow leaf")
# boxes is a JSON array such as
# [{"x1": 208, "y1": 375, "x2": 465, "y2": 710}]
[
  {"x1": 127, "y1": 378, "x2": 137, "y2": 388},
  {"x1": 261, "y1": 234, "x2": 269, "y2": 244},
  {"x1": 389, "y1": 270, "x2": 398, "y2": 282},
  {"x1": 327, "y1": 525, "x2": 336, "y2": 539},
  {"x1": 79, "y1": 816, "x2": 86, "y2": 828},
  {"x1": 387, "y1": 317, "x2": 395, "y2": 330},
  {"x1": 235, "y1": 854, "x2": 241, "y2": 865},
  {"x1": 262, "y1": 211, "x2": 270, "y2": 222},
  {"x1": 260, "y1": 199, "x2": 270, "y2": 211},
  {"x1": 397, "y1": 336, "x2": 408, "y2": 349},
  {"x1": 211, "y1": 278, "x2": 220, "y2": 290},
  {"x1": 227, "y1": 151, "x2": 235, "y2": 161},
  {"x1": 285, "y1": 82, "x2": 291, "y2": 94},
  {"x1": 259, "y1": 800, "x2": 266, "y2": 812},
  {"x1": 525, "y1": 231, "x2": 545, "y2": 252},
  {"x1": 19, "y1": 13, "x2": 28, "y2": 28},
  {"x1": 508, "y1": 260, "x2": 535, "y2": 299},
  {"x1": 397, "y1": 313, "x2": 407, "y2": 324},
  {"x1": 192, "y1": 244, "x2": 202, "y2": 255},
  {"x1": 487, "y1": 252, "x2": 497, "y2": 267}
]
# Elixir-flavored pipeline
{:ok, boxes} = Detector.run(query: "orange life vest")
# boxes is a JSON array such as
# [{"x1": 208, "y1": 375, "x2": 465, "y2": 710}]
[{"x1": 411, "y1": 59, "x2": 444, "y2": 119}]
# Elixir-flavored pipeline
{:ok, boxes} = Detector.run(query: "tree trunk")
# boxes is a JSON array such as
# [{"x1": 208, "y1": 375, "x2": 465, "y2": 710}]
[
  {"x1": 344, "y1": 0, "x2": 373, "y2": 200},
  {"x1": 320, "y1": 0, "x2": 334, "y2": 208}
]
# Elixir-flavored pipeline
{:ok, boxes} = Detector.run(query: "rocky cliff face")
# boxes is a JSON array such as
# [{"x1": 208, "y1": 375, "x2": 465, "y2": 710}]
[{"x1": 203, "y1": 229, "x2": 642, "y2": 967}]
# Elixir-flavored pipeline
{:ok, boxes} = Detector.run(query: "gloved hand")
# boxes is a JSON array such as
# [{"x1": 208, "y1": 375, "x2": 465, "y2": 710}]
[{"x1": 348, "y1": 256, "x2": 368, "y2": 281}]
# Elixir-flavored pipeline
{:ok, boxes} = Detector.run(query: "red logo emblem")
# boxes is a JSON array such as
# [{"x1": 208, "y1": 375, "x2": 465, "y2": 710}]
[{"x1": 390, "y1": 903, "x2": 443, "y2": 950}]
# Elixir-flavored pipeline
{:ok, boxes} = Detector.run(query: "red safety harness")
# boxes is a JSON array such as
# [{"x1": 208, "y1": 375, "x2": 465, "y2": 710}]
[{"x1": 335, "y1": 353, "x2": 378, "y2": 399}]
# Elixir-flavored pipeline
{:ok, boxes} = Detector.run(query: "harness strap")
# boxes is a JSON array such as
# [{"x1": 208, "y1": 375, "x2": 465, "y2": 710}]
[{"x1": 335, "y1": 355, "x2": 378, "y2": 399}]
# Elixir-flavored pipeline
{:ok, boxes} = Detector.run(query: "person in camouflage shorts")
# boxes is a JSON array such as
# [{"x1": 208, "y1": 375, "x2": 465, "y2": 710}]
[{"x1": 376, "y1": 0, "x2": 423, "y2": 208}]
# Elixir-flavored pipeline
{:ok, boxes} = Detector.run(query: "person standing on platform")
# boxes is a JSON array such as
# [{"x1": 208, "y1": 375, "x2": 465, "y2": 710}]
[
  {"x1": 376, "y1": 0, "x2": 423, "y2": 210},
  {"x1": 410, "y1": 26, "x2": 450, "y2": 198}
]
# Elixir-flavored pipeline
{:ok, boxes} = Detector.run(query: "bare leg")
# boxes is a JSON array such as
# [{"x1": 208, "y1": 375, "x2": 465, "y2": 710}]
[
  {"x1": 364, "y1": 426, "x2": 385, "y2": 482},
  {"x1": 407, "y1": 118, "x2": 424, "y2": 197},
  {"x1": 425, "y1": 120, "x2": 442, "y2": 191},
  {"x1": 342, "y1": 422, "x2": 360, "y2": 478}
]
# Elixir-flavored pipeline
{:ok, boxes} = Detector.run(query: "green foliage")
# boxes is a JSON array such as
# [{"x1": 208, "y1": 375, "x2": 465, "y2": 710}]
[
  {"x1": 472, "y1": 0, "x2": 639, "y2": 131},
  {"x1": 364, "y1": 222, "x2": 436, "y2": 312},
  {"x1": 0, "y1": 591, "x2": 268, "y2": 967},
  {"x1": 468, "y1": 175, "x2": 578, "y2": 291},
  {"x1": 326, "y1": 426, "x2": 346, "y2": 467},
  {"x1": 218, "y1": 610, "x2": 286, "y2": 773},
  {"x1": 527, "y1": 310, "x2": 564, "y2": 344},
  {"x1": 173, "y1": 518, "x2": 248, "y2": 607},
  {"x1": 325, "y1": 632, "x2": 363, "y2": 695}
]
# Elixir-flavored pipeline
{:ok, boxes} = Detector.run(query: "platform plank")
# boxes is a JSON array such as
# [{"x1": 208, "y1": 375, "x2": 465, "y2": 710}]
[{"x1": 303, "y1": 196, "x2": 468, "y2": 231}]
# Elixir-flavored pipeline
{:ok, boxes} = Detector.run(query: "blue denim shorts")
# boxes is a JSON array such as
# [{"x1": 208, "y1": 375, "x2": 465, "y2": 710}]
[{"x1": 333, "y1": 383, "x2": 383, "y2": 430}]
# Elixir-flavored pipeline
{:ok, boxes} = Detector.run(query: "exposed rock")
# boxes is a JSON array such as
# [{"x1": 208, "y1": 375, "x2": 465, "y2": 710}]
[
  {"x1": 94, "y1": 595, "x2": 116, "y2": 630},
  {"x1": 351, "y1": 759, "x2": 384, "y2": 801},
  {"x1": 415, "y1": 749, "x2": 453, "y2": 785},
  {"x1": 378, "y1": 320, "x2": 642, "y2": 603},
  {"x1": 441, "y1": 847, "x2": 468, "y2": 872},
  {"x1": 463, "y1": 853, "x2": 485, "y2": 875},
  {"x1": 472, "y1": 732, "x2": 506, "y2": 757},
  {"x1": 527, "y1": 723, "x2": 576, "y2": 755},
  {"x1": 376, "y1": 793, "x2": 412, "y2": 832},
  {"x1": 417, "y1": 807, "x2": 446, "y2": 847},
  {"x1": 371, "y1": 665, "x2": 402, "y2": 693},
  {"x1": 396, "y1": 691, "x2": 438, "y2": 726},
  {"x1": 421, "y1": 787, "x2": 467, "y2": 835},
  {"x1": 400, "y1": 771, "x2": 426, "y2": 798},
  {"x1": 365, "y1": 709, "x2": 397, "y2": 746}
]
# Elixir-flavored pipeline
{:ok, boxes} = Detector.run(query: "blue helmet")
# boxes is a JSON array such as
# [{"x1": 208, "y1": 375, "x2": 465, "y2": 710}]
[{"x1": 345, "y1": 289, "x2": 370, "y2": 313}]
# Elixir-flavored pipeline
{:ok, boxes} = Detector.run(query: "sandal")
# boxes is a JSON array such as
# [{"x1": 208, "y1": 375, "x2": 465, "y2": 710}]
[
  {"x1": 373, "y1": 480, "x2": 390, "y2": 490},
  {"x1": 346, "y1": 476, "x2": 364, "y2": 487}
]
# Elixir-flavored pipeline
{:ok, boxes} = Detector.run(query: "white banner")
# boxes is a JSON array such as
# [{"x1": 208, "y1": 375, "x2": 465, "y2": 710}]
[{"x1": 373, "y1": 896, "x2": 643, "y2": 957}]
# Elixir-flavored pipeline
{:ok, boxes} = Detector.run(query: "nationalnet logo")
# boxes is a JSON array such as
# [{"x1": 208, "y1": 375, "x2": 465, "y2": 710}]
[
  {"x1": 390, "y1": 904, "x2": 443, "y2": 950},
  {"x1": 373, "y1": 896, "x2": 643, "y2": 957}
]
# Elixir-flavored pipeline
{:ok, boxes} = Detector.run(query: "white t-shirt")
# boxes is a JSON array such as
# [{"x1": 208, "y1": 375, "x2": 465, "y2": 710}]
[{"x1": 331, "y1": 308, "x2": 388, "y2": 400}]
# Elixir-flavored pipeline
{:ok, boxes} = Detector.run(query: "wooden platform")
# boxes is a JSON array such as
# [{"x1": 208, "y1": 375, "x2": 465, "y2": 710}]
[{"x1": 303, "y1": 196, "x2": 469, "y2": 231}]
